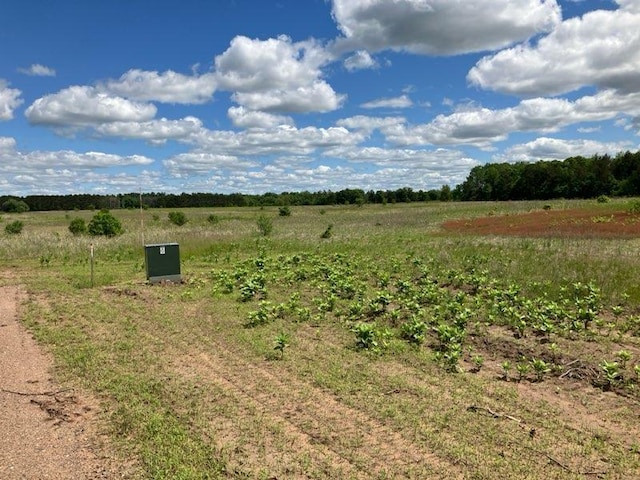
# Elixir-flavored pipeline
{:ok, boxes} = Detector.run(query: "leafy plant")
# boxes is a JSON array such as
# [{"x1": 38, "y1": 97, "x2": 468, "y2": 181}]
[
  {"x1": 516, "y1": 361, "x2": 531, "y2": 382},
  {"x1": 207, "y1": 214, "x2": 220, "y2": 224},
  {"x1": 273, "y1": 332, "x2": 290, "y2": 359},
  {"x1": 616, "y1": 350, "x2": 631, "y2": 369},
  {"x1": 530, "y1": 358, "x2": 551, "y2": 382},
  {"x1": 501, "y1": 361, "x2": 512, "y2": 381},
  {"x1": 600, "y1": 360, "x2": 621, "y2": 390},
  {"x1": 400, "y1": 317, "x2": 428, "y2": 345}
]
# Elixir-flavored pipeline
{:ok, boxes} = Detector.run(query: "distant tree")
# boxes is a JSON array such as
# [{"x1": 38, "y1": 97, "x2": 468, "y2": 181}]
[
  {"x1": 1, "y1": 198, "x2": 29, "y2": 213},
  {"x1": 88, "y1": 210, "x2": 123, "y2": 237},
  {"x1": 440, "y1": 185, "x2": 452, "y2": 202}
]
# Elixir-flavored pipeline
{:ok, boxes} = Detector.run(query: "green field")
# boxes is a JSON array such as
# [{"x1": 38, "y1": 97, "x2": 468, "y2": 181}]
[{"x1": 2, "y1": 200, "x2": 640, "y2": 479}]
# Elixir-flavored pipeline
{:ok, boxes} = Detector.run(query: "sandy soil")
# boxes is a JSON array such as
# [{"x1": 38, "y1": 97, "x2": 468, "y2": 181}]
[{"x1": 0, "y1": 284, "x2": 122, "y2": 479}]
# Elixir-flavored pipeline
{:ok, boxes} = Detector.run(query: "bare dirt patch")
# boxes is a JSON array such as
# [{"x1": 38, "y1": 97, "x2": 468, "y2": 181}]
[
  {"x1": 442, "y1": 207, "x2": 640, "y2": 238},
  {"x1": 0, "y1": 283, "x2": 126, "y2": 479}
]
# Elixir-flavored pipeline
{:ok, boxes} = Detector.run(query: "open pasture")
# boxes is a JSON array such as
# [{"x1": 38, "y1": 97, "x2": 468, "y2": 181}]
[{"x1": 1, "y1": 199, "x2": 640, "y2": 479}]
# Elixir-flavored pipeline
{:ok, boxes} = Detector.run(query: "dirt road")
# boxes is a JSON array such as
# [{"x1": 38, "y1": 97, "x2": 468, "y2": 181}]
[{"x1": 0, "y1": 284, "x2": 119, "y2": 479}]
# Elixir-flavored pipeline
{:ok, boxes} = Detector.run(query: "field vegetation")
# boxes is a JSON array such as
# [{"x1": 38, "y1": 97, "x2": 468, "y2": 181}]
[{"x1": 1, "y1": 199, "x2": 640, "y2": 479}]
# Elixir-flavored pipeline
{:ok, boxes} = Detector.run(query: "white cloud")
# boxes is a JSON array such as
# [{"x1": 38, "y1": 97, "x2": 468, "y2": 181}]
[
  {"x1": 380, "y1": 90, "x2": 640, "y2": 147},
  {"x1": 344, "y1": 50, "x2": 378, "y2": 71},
  {"x1": 189, "y1": 124, "x2": 363, "y2": 157},
  {"x1": 227, "y1": 106, "x2": 294, "y2": 129},
  {"x1": 337, "y1": 115, "x2": 407, "y2": 134},
  {"x1": 25, "y1": 86, "x2": 157, "y2": 127},
  {"x1": 493, "y1": 137, "x2": 634, "y2": 162},
  {"x1": 215, "y1": 35, "x2": 344, "y2": 113},
  {"x1": 18, "y1": 64, "x2": 56, "y2": 77},
  {"x1": 361, "y1": 95, "x2": 413, "y2": 109},
  {"x1": 331, "y1": 0, "x2": 561, "y2": 55},
  {"x1": 163, "y1": 152, "x2": 258, "y2": 176},
  {"x1": 0, "y1": 80, "x2": 23, "y2": 120},
  {"x1": 468, "y1": 2, "x2": 640, "y2": 96},
  {"x1": 102, "y1": 69, "x2": 217, "y2": 104},
  {"x1": 0, "y1": 136, "x2": 17, "y2": 152},
  {"x1": 95, "y1": 117, "x2": 203, "y2": 144}
]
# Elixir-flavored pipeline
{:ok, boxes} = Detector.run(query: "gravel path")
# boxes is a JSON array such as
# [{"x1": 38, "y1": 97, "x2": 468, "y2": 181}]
[{"x1": 0, "y1": 285, "x2": 121, "y2": 479}]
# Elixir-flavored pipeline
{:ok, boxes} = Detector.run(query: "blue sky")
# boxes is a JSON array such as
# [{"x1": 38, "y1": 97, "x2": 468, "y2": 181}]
[{"x1": 1, "y1": 0, "x2": 639, "y2": 196}]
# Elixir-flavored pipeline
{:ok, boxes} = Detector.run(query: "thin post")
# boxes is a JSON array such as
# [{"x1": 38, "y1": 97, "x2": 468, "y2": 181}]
[{"x1": 90, "y1": 243, "x2": 95, "y2": 288}]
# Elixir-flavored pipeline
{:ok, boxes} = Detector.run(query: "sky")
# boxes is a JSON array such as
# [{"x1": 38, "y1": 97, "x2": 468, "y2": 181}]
[{"x1": 1, "y1": 0, "x2": 639, "y2": 196}]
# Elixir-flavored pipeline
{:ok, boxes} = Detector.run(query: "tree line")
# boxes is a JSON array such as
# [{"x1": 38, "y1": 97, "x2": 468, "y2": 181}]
[
  {"x1": 1, "y1": 186, "x2": 452, "y2": 212},
  {"x1": 3, "y1": 149, "x2": 639, "y2": 212},
  {"x1": 454, "y1": 150, "x2": 640, "y2": 201}
]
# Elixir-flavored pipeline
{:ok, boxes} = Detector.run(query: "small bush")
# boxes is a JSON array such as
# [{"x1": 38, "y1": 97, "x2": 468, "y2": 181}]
[
  {"x1": 278, "y1": 206, "x2": 291, "y2": 217},
  {"x1": 628, "y1": 200, "x2": 640, "y2": 215},
  {"x1": 597, "y1": 195, "x2": 610, "y2": 204},
  {"x1": 321, "y1": 224, "x2": 333, "y2": 239},
  {"x1": 5, "y1": 220, "x2": 24, "y2": 235},
  {"x1": 68, "y1": 218, "x2": 87, "y2": 236},
  {"x1": 207, "y1": 214, "x2": 220, "y2": 224},
  {"x1": 256, "y1": 214, "x2": 273, "y2": 236},
  {"x1": 168, "y1": 211, "x2": 188, "y2": 226},
  {"x1": 88, "y1": 210, "x2": 123, "y2": 237}
]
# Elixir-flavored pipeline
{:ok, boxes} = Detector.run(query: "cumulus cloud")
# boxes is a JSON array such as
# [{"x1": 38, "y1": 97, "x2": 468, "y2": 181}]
[
  {"x1": 189, "y1": 124, "x2": 363, "y2": 157},
  {"x1": 344, "y1": 50, "x2": 378, "y2": 71},
  {"x1": 0, "y1": 80, "x2": 23, "y2": 120},
  {"x1": 164, "y1": 152, "x2": 258, "y2": 176},
  {"x1": 25, "y1": 86, "x2": 157, "y2": 127},
  {"x1": 493, "y1": 137, "x2": 634, "y2": 162},
  {"x1": 18, "y1": 64, "x2": 56, "y2": 77},
  {"x1": 361, "y1": 95, "x2": 413, "y2": 109},
  {"x1": 227, "y1": 106, "x2": 294, "y2": 129},
  {"x1": 468, "y1": 2, "x2": 640, "y2": 96},
  {"x1": 95, "y1": 116, "x2": 203, "y2": 143},
  {"x1": 331, "y1": 0, "x2": 561, "y2": 55},
  {"x1": 0, "y1": 141, "x2": 155, "y2": 195},
  {"x1": 0, "y1": 136, "x2": 17, "y2": 152},
  {"x1": 379, "y1": 89, "x2": 640, "y2": 147},
  {"x1": 102, "y1": 69, "x2": 217, "y2": 104},
  {"x1": 215, "y1": 35, "x2": 344, "y2": 113}
]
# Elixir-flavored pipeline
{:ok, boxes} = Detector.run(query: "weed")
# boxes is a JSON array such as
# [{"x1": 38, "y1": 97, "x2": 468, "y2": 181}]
[{"x1": 273, "y1": 332, "x2": 290, "y2": 359}]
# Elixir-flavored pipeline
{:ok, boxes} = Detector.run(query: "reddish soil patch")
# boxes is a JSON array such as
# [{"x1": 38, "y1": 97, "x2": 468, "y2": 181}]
[{"x1": 442, "y1": 208, "x2": 640, "y2": 238}]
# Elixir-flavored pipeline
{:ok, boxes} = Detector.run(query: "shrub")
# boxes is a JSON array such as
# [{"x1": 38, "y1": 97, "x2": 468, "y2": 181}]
[
  {"x1": 628, "y1": 200, "x2": 640, "y2": 215},
  {"x1": 168, "y1": 211, "x2": 188, "y2": 226},
  {"x1": 278, "y1": 206, "x2": 291, "y2": 217},
  {"x1": 207, "y1": 214, "x2": 220, "y2": 224},
  {"x1": 68, "y1": 218, "x2": 87, "y2": 236},
  {"x1": 88, "y1": 209, "x2": 123, "y2": 237},
  {"x1": 5, "y1": 220, "x2": 24, "y2": 235},
  {"x1": 1, "y1": 198, "x2": 29, "y2": 213},
  {"x1": 256, "y1": 214, "x2": 273, "y2": 236},
  {"x1": 321, "y1": 224, "x2": 333, "y2": 239},
  {"x1": 597, "y1": 195, "x2": 610, "y2": 204}
]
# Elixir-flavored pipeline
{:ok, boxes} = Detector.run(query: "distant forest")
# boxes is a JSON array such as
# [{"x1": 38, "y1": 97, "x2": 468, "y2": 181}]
[
  {"x1": 455, "y1": 150, "x2": 640, "y2": 201},
  {"x1": 2, "y1": 150, "x2": 640, "y2": 212}
]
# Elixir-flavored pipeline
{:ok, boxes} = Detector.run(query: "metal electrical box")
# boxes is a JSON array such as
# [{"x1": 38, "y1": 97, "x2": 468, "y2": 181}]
[{"x1": 145, "y1": 243, "x2": 181, "y2": 284}]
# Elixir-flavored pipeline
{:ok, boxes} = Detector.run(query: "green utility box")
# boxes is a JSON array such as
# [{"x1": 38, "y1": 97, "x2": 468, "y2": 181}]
[{"x1": 145, "y1": 243, "x2": 181, "y2": 284}]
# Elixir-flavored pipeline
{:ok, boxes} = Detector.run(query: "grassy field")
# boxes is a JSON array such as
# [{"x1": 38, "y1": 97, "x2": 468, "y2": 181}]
[{"x1": 1, "y1": 199, "x2": 640, "y2": 479}]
